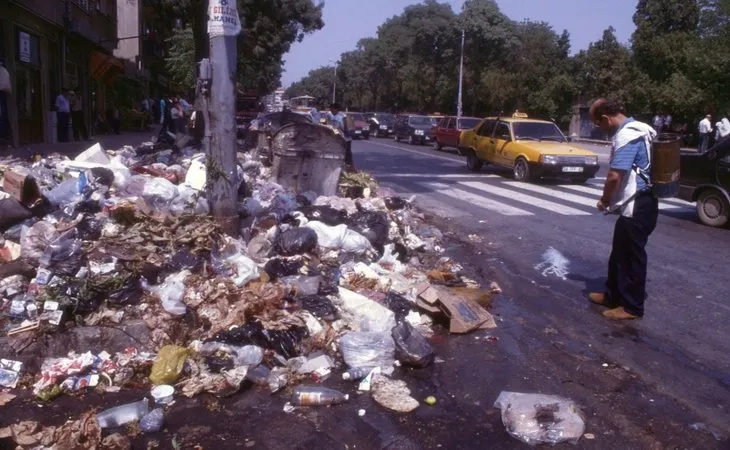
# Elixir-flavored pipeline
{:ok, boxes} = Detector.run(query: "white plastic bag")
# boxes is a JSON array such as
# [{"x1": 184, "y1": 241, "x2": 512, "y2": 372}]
[
  {"x1": 493, "y1": 391, "x2": 586, "y2": 446},
  {"x1": 304, "y1": 221, "x2": 372, "y2": 254},
  {"x1": 336, "y1": 288, "x2": 396, "y2": 333},
  {"x1": 212, "y1": 239, "x2": 260, "y2": 287},
  {"x1": 146, "y1": 271, "x2": 190, "y2": 316},
  {"x1": 142, "y1": 177, "x2": 178, "y2": 212},
  {"x1": 199, "y1": 342, "x2": 264, "y2": 367},
  {"x1": 170, "y1": 185, "x2": 209, "y2": 216},
  {"x1": 339, "y1": 332, "x2": 395, "y2": 370}
]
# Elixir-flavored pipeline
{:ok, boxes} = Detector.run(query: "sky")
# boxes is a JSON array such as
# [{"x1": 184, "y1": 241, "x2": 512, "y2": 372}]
[{"x1": 281, "y1": 0, "x2": 638, "y2": 87}]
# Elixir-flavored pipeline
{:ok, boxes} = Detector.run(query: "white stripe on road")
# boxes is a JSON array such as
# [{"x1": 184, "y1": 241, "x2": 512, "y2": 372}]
[
  {"x1": 424, "y1": 182, "x2": 534, "y2": 216},
  {"x1": 502, "y1": 181, "x2": 599, "y2": 208},
  {"x1": 383, "y1": 173, "x2": 500, "y2": 179},
  {"x1": 559, "y1": 184, "x2": 694, "y2": 209},
  {"x1": 458, "y1": 181, "x2": 591, "y2": 216}
]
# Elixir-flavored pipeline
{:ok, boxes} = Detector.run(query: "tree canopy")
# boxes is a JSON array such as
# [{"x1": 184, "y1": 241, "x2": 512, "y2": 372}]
[{"x1": 286, "y1": 0, "x2": 730, "y2": 128}]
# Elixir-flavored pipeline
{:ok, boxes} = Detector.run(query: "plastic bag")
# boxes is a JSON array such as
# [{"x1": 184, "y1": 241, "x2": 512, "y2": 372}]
[
  {"x1": 391, "y1": 322, "x2": 434, "y2": 368},
  {"x1": 38, "y1": 231, "x2": 84, "y2": 276},
  {"x1": 384, "y1": 292, "x2": 415, "y2": 323},
  {"x1": 149, "y1": 345, "x2": 190, "y2": 385},
  {"x1": 493, "y1": 391, "x2": 586, "y2": 446},
  {"x1": 297, "y1": 295, "x2": 337, "y2": 320},
  {"x1": 142, "y1": 177, "x2": 177, "y2": 212},
  {"x1": 211, "y1": 239, "x2": 260, "y2": 287},
  {"x1": 108, "y1": 278, "x2": 144, "y2": 305},
  {"x1": 339, "y1": 332, "x2": 395, "y2": 370},
  {"x1": 348, "y1": 211, "x2": 389, "y2": 250},
  {"x1": 384, "y1": 196, "x2": 408, "y2": 211},
  {"x1": 20, "y1": 221, "x2": 59, "y2": 263},
  {"x1": 147, "y1": 271, "x2": 190, "y2": 316},
  {"x1": 337, "y1": 288, "x2": 396, "y2": 333},
  {"x1": 170, "y1": 185, "x2": 209, "y2": 216},
  {"x1": 275, "y1": 228, "x2": 318, "y2": 256},
  {"x1": 76, "y1": 215, "x2": 104, "y2": 240},
  {"x1": 264, "y1": 258, "x2": 304, "y2": 280},
  {"x1": 45, "y1": 179, "x2": 83, "y2": 207},
  {"x1": 304, "y1": 221, "x2": 372, "y2": 254},
  {"x1": 140, "y1": 408, "x2": 165, "y2": 433},
  {"x1": 211, "y1": 321, "x2": 306, "y2": 359},
  {"x1": 298, "y1": 205, "x2": 348, "y2": 226},
  {"x1": 199, "y1": 342, "x2": 264, "y2": 367},
  {"x1": 280, "y1": 275, "x2": 320, "y2": 296}
]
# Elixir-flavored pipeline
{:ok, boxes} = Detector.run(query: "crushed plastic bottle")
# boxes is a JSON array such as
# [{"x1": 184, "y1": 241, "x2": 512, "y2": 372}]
[
  {"x1": 96, "y1": 398, "x2": 149, "y2": 428},
  {"x1": 291, "y1": 386, "x2": 349, "y2": 406},
  {"x1": 140, "y1": 408, "x2": 165, "y2": 433}
]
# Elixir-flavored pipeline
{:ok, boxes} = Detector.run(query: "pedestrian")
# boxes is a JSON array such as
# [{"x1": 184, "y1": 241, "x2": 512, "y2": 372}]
[
  {"x1": 326, "y1": 102, "x2": 355, "y2": 169},
  {"x1": 652, "y1": 112, "x2": 664, "y2": 133},
  {"x1": 170, "y1": 98, "x2": 183, "y2": 134},
  {"x1": 663, "y1": 113, "x2": 672, "y2": 133},
  {"x1": 589, "y1": 98, "x2": 659, "y2": 321},
  {"x1": 718, "y1": 113, "x2": 730, "y2": 142},
  {"x1": 69, "y1": 89, "x2": 89, "y2": 141},
  {"x1": 158, "y1": 97, "x2": 173, "y2": 140},
  {"x1": 55, "y1": 88, "x2": 71, "y2": 143},
  {"x1": 698, "y1": 114, "x2": 713, "y2": 152},
  {"x1": 0, "y1": 57, "x2": 11, "y2": 146}
]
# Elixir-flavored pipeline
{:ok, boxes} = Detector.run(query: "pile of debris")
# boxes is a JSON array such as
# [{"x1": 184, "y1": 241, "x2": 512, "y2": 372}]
[{"x1": 0, "y1": 133, "x2": 505, "y2": 446}]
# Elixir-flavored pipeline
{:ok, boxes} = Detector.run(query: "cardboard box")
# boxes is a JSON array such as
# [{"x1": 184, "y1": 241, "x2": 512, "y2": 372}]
[{"x1": 2, "y1": 167, "x2": 41, "y2": 206}]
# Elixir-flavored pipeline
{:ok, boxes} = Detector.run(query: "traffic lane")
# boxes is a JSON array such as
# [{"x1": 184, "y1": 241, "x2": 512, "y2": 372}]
[{"x1": 354, "y1": 139, "x2": 730, "y2": 431}]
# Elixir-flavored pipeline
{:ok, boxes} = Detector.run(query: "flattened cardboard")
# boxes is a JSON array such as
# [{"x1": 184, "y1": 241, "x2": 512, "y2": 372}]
[
  {"x1": 2, "y1": 168, "x2": 41, "y2": 206},
  {"x1": 433, "y1": 286, "x2": 494, "y2": 334}
]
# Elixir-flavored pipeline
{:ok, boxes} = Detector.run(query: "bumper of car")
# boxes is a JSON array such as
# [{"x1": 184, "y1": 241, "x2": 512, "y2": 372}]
[{"x1": 528, "y1": 162, "x2": 601, "y2": 178}]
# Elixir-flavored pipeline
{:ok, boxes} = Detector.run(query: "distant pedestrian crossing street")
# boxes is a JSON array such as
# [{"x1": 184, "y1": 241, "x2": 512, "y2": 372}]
[{"x1": 379, "y1": 173, "x2": 694, "y2": 218}]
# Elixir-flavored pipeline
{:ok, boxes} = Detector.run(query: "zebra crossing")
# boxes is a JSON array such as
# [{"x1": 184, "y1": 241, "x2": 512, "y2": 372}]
[{"x1": 388, "y1": 174, "x2": 695, "y2": 218}]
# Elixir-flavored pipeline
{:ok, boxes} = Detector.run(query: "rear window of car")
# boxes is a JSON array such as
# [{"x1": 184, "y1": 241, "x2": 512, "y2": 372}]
[
  {"x1": 409, "y1": 116, "x2": 432, "y2": 126},
  {"x1": 349, "y1": 113, "x2": 364, "y2": 121},
  {"x1": 458, "y1": 118, "x2": 481, "y2": 130}
]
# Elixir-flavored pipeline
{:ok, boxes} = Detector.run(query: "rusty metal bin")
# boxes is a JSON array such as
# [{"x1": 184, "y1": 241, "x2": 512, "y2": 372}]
[
  {"x1": 653, "y1": 133, "x2": 681, "y2": 198},
  {"x1": 270, "y1": 123, "x2": 346, "y2": 196}
]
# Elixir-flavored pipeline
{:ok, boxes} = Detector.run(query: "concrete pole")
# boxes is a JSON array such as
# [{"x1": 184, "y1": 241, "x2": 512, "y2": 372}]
[
  {"x1": 332, "y1": 62, "x2": 337, "y2": 105},
  {"x1": 457, "y1": 29, "x2": 464, "y2": 121},
  {"x1": 205, "y1": 3, "x2": 239, "y2": 235}
]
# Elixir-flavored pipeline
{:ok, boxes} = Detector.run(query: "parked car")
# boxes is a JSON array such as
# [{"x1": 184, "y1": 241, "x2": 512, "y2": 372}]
[
  {"x1": 346, "y1": 112, "x2": 370, "y2": 139},
  {"x1": 393, "y1": 114, "x2": 435, "y2": 145},
  {"x1": 434, "y1": 116, "x2": 482, "y2": 151},
  {"x1": 458, "y1": 112, "x2": 600, "y2": 182},
  {"x1": 678, "y1": 139, "x2": 730, "y2": 227},
  {"x1": 368, "y1": 113, "x2": 396, "y2": 138}
]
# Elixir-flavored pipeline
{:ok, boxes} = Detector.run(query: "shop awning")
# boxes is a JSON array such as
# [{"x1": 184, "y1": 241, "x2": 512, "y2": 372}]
[{"x1": 89, "y1": 51, "x2": 124, "y2": 81}]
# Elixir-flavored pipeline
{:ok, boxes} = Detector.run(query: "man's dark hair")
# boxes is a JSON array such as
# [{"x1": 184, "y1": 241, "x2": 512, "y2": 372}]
[
  {"x1": 330, "y1": 102, "x2": 341, "y2": 110},
  {"x1": 591, "y1": 99, "x2": 625, "y2": 119}
]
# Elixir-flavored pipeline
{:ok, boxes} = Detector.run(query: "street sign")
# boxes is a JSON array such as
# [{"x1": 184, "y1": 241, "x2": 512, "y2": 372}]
[
  {"x1": 207, "y1": 0, "x2": 242, "y2": 37},
  {"x1": 18, "y1": 32, "x2": 31, "y2": 64}
]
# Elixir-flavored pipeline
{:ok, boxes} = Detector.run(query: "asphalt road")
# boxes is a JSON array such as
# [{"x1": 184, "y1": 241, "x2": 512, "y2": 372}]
[{"x1": 352, "y1": 136, "x2": 730, "y2": 445}]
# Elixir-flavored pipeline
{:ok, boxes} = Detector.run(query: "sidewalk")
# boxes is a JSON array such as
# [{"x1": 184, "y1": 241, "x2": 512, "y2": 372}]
[{"x1": 0, "y1": 129, "x2": 160, "y2": 161}]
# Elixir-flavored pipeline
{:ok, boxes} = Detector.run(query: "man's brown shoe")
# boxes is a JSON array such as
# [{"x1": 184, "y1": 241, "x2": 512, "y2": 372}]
[
  {"x1": 602, "y1": 307, "x2": 640, "y2": 321},
  {"x1": 588, "y1": 292, "x2": 609, "y2": 306}
]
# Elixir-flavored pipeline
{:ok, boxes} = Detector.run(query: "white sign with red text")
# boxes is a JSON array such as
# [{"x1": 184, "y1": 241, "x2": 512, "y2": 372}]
[{"x1": 207, "y1": 0, "x2": 242, "y2": 37}]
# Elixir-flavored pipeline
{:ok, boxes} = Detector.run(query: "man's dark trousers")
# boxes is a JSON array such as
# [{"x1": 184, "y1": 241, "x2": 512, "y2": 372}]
[
  {"x1": 606, "y1": 192, "x2": 659, "y2": 317},
  {"x1": 57, "y1": 111, "x2": 70, "y2": 142}
]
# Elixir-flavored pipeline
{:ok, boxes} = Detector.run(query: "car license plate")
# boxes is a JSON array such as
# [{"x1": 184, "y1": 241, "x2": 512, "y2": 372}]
[
  {"x1": 355, "y1": 130, "x2": 361, "y2": 134},
  {"x1": 562, "y1": 167, "x2": 583, "y2": 173}
]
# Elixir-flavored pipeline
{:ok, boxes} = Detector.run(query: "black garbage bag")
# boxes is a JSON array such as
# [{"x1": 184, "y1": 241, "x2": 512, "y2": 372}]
[
  {"x1": 90, "y1": 167, "x2": 115, "y2": 187},
  {"x1": 169, "y1": 249, "x2": 204, "y2": 271},
  {"x1": 205, "y1": 354, "x2": 234, "y2": 374},
  {"x1": 392, "y1": 242, "x2": 409, "y2": 263},
  {"x1": 385, "y1": 196, "x2": 408, "y2": 211},
  {"x1": 264, "y1": 258, "x2": 304, "y2": 280},
  {"x1": 0, "y1": 198, "x2": 33, "y2": 233},
  {"x1": 275, "y1": 228, "x2": 318, "y2": 256},
  {"x1": 297, "y1": 295, "x2": 337, "y2": 320},
  {"x1": 384, "y1": 292, "x2": 416, "y2": 323},
  {"x1": 298, "y1": 205, "x2": 348, "y2": 226},
  {"x1": 296, "y1": 194, "x2": 312, "y2": 207},
  {"x1": 210, "y1": 321, "x2": 307, "y2": 359},
  {"x1": 349, "y1": 211, "x2": 389, "y2": 250},
  {"x1": 391, "y1": 322, "x2": 435, "y2": 368},
  {"x1": 108, "y1": 277, "x2": 144, "y2": 305},
  {"x1": 76, "y1": 216, "x2": 104, "y2": 240}
]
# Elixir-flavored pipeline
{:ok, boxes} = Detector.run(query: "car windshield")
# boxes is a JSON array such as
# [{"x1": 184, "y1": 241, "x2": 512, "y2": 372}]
[
  {"x1": 430, "y1": 117, "x2": 443, "y2": 126},
  {"x1": 349, "y1": 113, "x2": 365, "y2": 122},
  {"x1": 458, "y1": 118, "x2": 481, "y2": 130},
  {"x1": 512, "y1": 122, "x2": 566, "y2": 142},
  {"x1": 409, "y1": 116, "x2": 432, "y2": 127},
  {"x1": 376, "y1": 113, "x2": 395, "y2": 124}
]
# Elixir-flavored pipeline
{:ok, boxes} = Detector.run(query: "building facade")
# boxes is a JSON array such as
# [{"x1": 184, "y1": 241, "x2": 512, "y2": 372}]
[{"x1": 0, "y1": 0, "x2": 122, "y2": 146}]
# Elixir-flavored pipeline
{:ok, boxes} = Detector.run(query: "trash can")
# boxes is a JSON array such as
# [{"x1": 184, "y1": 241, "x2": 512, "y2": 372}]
[
  {"x1": 271, "y1": 123, "x2": 346, "y2": 196},
  {"x1": 653, "y1": 133, "x2": 681, "y2": 198}
]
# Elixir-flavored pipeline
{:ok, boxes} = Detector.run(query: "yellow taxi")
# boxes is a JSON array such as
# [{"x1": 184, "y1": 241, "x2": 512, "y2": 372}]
[{"x1": 458, "y1": 112, "x2": 600, "y2": 182}]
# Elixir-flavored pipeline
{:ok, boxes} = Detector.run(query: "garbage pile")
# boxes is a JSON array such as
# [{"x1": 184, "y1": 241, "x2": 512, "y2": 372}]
[{"x1": 0, "y1": 136, "x2": 504, "y2": 445}]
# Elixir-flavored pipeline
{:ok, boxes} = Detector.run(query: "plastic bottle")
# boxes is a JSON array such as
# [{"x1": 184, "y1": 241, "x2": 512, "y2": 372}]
[
  {"x1": 96, "y1": 399, "x2": 149, "y2": 428},
  {"x1": 291, "y1": 386, "x2": 349, "y2": 406},
  {"x1": 342, "y1": 367, "x2": 371, "y2": 381}
]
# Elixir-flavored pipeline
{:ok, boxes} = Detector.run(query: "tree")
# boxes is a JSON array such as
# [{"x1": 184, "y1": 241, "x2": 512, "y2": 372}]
[{"x1": 285, "y1": 66, "x2": 336, "y2": 106}]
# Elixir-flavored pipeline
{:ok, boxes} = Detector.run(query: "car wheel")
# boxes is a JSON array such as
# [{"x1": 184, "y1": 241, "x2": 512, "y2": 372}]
[
  {"x1": 434, "y1": 141, "x2": 443, "y2": 151},
  {"x1": 513, "y1": 158, "x2": 532, "y2": 182},
  {"x1": 696, "y1": 189, "x2": 730, "y2": 227},
  {"x1": 466, "y1": 151, "x2": 483, "y2": 172}
]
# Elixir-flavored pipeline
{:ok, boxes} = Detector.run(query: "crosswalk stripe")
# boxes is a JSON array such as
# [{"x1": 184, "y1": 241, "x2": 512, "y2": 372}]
[
  {"x1": 383, "y1": 173, "x2": 500, "y2": 179},
  {"x1": 503, "y1": 181, "x2": 599, "y2": 208},
  {"x1": 424, "y1": 182, "x2": 534, "y2": 216},
  {"x1": 559, "y1": 184, "x2": 694, "y2": 208},
  {"x1": 458, "y1": 181, "x2": 591, "y2": 216}
]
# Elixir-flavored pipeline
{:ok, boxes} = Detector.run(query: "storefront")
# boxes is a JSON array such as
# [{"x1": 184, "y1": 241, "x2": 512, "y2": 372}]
[
  {"x1": 15, "y1": 28, "x2": 45, "y2": 144},
  {"x1": 89, "y1": 50, "x2": 123, "y2": 134}
]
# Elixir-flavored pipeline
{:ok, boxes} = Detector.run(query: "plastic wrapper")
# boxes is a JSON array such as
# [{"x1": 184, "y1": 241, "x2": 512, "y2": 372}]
[
  {"x1": 146, "y1": 271, "x2": 190, "y2": 316},
  {"x1": 275, "y1": 228, "x2": 318, "y2": 256},
  {"x1": 199, "y1": 342, "x2": 264, "y2": 367},
  {"x1": 348, "y1": 211, "x2": 389, "y2": 250},
  {"x1": 264, "y1": 258, "x2": 304, "y2": 280},
  {"x1": 44, "y1": 179, "x2": 83, "y2": 207},
  {"x1": 142, "y1": 177, "x2": 177, "y2": 212},
  {"x1": 280, "y1": 275, "x2": 320, "y2": 296},
  {"x1": 391, "y1": 322, "x2": 435, "y2": 368},
  {"x1": 493, "y1": 391, "x2": 586, "y2": 446},
  {"x1": 149, "y1": 345, "x2": 190, "y2": 385},
  {"x1": 38, "y1": 231, "x2": 84, "y2": 276},
  {"x1": 20, "y1": 221, "x2": 59, "y2": 263},
  {"x1": 338, "y1": 332, "x2": 395, "y2": 370},
  {"x1": 297, "y1": 295, "x2": 337, "y2": 320},
  {"x1": 211, "y1": 240, "x2": 260, "y2": 287},
  {"x1": 304, "y1": 221, "x2": 372, "y2": 254},
  {"x1": 140, "y1": 408, "x2": 165, "y2": 433}
]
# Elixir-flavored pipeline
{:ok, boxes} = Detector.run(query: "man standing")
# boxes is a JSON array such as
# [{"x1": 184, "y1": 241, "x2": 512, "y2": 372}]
[
  {"x1": 589, "y1": 98, "x2": 659, "y2": 321},
  {"x1": 652, "y1": 112, "x2": 664, "y2": 133},
  {"x1": 326, "y1": 102, "x2": 354, "y2": 168},
  {"x1": 0, "y1": 58, "x2": 11, "y2": 146},
  {"x1": 698, "y1": 114, "x2": 713, "y2": 152},
  {"x1": 69, "y1": 89, "x2": 88, "y2": 141},
  {"x1": 55, "y1": 89, "x2": 71, "y2": 143}
]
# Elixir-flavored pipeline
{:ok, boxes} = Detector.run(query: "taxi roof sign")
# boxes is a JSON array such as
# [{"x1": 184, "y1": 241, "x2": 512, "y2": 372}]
[{"x1": 512, "y1": 111, "x2": 529, "y2": 119}]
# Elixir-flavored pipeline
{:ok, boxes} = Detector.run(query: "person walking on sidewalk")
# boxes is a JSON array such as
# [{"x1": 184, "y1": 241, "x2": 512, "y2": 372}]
[
  {"x1": 326, "y1": 103, "x2": 355, "y2": 169},
  {"x1": 69, "y1": 89, "x2": 89, "y2": 141},
  {"x1": 589, "y1": 98, "x2": 659, "y2": 321},
  {"x1": 698, "y1": 114, "x2": 713, "y2": 152},
  {"x1": 55, "y1": 89, "x2": 71, "y2": 143},
  {"x1": 0, "y1": 57, "x2": 11, "y2": 146}
]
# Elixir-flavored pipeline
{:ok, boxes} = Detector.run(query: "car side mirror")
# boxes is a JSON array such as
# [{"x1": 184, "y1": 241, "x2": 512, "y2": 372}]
[{"x1": 501, "y1": 134, "x2": 511, "y2": 141}]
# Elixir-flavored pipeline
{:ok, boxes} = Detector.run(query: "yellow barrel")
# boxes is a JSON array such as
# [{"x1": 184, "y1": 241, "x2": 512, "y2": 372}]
[{"x1": 652, "y1": 134, "x2": 681, "y2": 198}]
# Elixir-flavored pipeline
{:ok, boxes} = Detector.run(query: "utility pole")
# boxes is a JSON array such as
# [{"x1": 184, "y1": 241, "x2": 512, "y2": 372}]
[
  {"x1": 204, "y1": 0, "x2": 242, "y2": 235},
  {"x1": 331, "y1": 60, "x2": 338, "y2": 105},
  {"x1": 457, "y1": 29, "x2": 465, "y2": 120}
]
